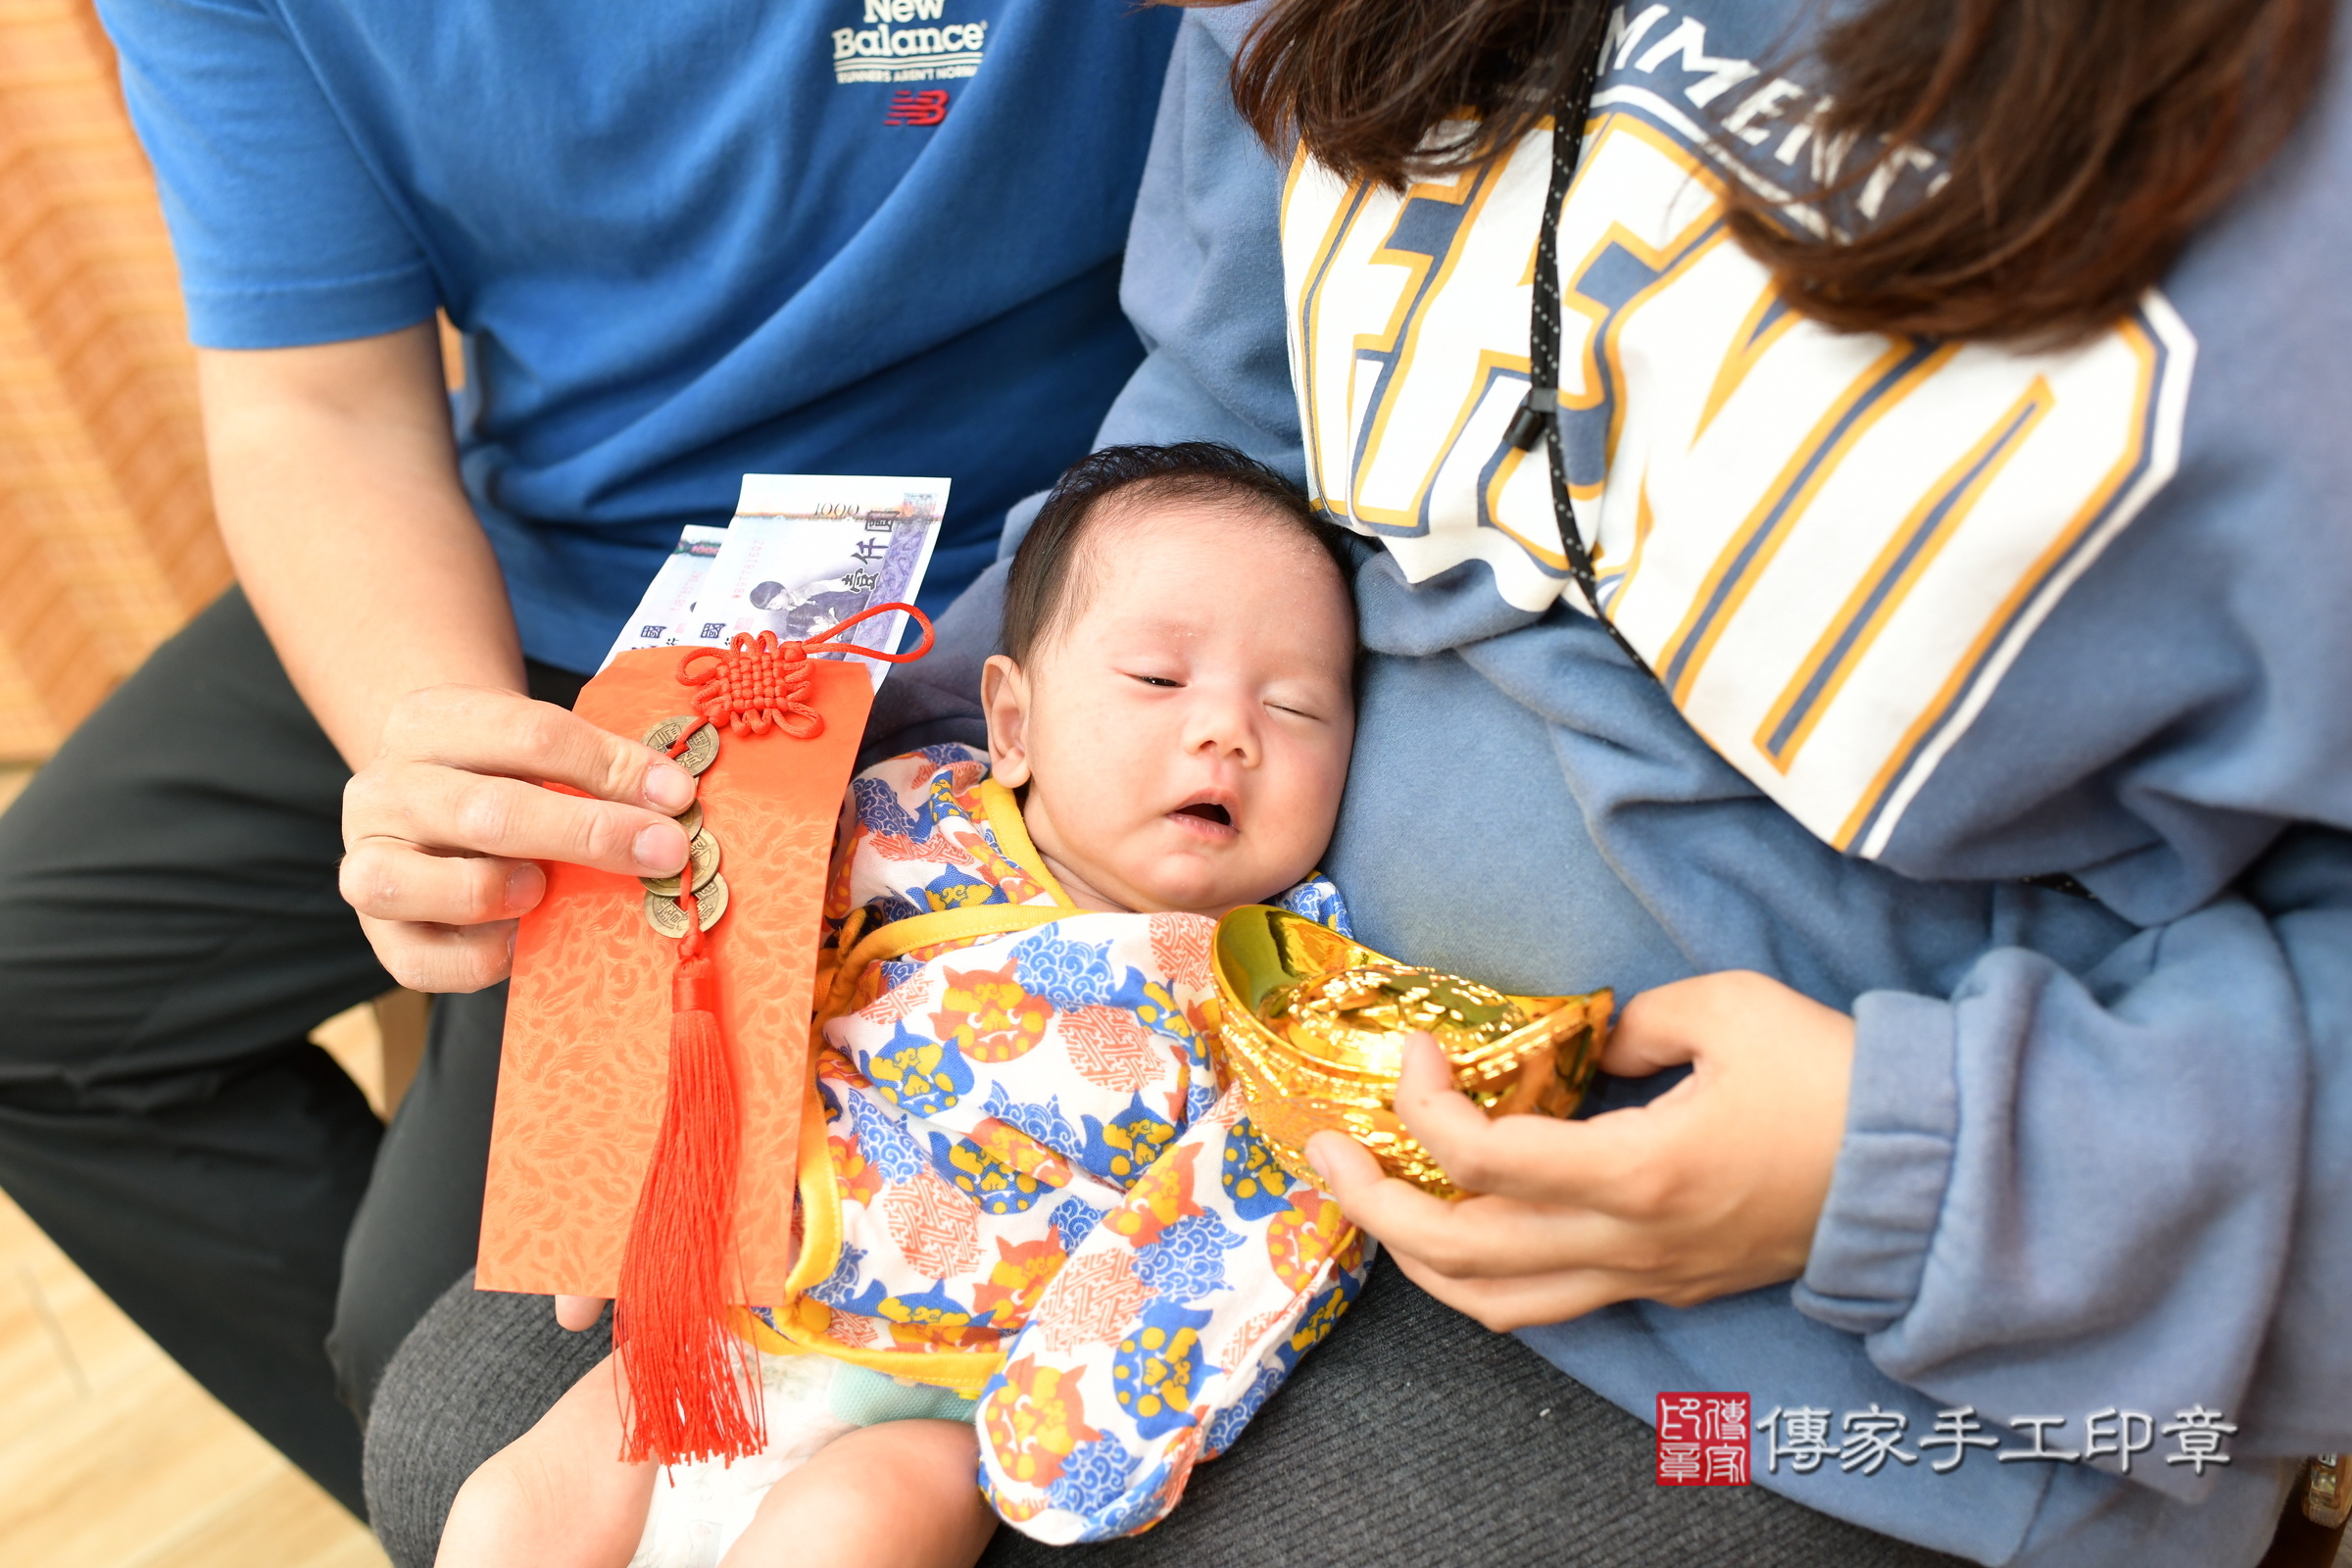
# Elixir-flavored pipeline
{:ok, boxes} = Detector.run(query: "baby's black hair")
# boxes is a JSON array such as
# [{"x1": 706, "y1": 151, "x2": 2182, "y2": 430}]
[{"x1": 1001, "y1": 442, "x2": 1353, "y2": 663}]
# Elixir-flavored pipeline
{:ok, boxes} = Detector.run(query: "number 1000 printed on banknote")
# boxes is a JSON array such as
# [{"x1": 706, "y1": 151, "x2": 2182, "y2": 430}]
[{"x1": 602, "y1": 474, "x2": 948, "y2": 688}]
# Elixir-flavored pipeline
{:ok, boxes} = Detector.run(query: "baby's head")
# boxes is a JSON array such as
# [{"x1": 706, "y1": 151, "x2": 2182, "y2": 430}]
[{"x1": 984, "y1": 444, "x2": 1357, "y2": 919}]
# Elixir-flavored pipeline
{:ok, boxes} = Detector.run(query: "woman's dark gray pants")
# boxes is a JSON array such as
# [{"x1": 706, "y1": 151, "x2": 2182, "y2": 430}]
[{"x1": 366, "y1": 1258, "x2": 1969, "y2": 1568}]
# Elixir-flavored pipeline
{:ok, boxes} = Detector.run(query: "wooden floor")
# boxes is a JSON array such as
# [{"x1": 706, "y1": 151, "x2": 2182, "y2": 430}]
[
  {"x1": 0, "y1": 764, "x2": 391, "y2": 1568},
  {"x1": 0, "y1": 1187, "x2": 390, "y2": 1568}
]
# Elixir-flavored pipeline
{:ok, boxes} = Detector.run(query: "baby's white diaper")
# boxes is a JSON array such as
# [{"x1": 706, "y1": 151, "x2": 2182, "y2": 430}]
[{"x1": 628, "y1": 1351, "x2": 978, "y2": 1568}]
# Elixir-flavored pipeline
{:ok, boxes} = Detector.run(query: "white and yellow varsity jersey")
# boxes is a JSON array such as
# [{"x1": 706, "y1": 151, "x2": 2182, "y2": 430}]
[{"x1": 1281, "y1": 46, "x2": 2194, "y2": 860}]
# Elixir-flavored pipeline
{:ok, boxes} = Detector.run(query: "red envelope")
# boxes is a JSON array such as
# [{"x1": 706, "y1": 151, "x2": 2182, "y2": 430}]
[{"x1": 477, "y1": 621, "x2": 914, "y2": 1462}]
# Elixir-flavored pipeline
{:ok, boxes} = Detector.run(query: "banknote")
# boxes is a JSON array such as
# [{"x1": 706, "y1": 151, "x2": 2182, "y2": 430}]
[
  {"x1": 601, "y1": 475, "x2": 949, "y2": 688},
  {"x1": 600, "y1": 524, "x2": 729, "y2": 664}
]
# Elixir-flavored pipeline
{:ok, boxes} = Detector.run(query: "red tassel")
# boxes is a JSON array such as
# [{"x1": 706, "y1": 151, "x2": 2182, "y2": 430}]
[
  {"x1": 612, "y1": 932, "x2": 766, "y2": 1465},
  {"x1": 598, "y1": 625, "x2": 937, "y2": 1467}
]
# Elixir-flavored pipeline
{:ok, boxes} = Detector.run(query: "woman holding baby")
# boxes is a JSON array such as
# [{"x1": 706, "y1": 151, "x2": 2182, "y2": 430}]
[{"x1": 359, "y1": 0, "x2": 2352, "y2": 1564}]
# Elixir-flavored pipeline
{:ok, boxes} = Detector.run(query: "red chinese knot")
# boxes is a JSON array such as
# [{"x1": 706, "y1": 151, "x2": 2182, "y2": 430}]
[{"x1": 673, "y1": 603, "x2": 936, "y2": 739}]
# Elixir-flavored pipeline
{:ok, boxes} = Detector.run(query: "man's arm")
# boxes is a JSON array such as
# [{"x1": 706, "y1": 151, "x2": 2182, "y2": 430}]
[
  {"x1": 197, "y1": 321, "x2": 519, "y2": 764},
  {"x1": 199, "y1": 321, "x2": 696, "y2": 992}
]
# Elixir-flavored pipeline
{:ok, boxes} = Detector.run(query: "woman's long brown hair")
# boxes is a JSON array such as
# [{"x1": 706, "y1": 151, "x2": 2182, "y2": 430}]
[{"x1": 1227, "y1": 0, "x2": 2334, "y2": 344}]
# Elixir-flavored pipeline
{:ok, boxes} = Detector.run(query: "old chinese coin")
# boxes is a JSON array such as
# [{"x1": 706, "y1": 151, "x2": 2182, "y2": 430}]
[
  {"x1": 643, "y1": 873, "x2": 728, "y2": 938},
  {"x1": 671, "y1": 799, "x2": 703, "y2": 839},
  {"x1": 639, "y1": 829, "x2": 721, "y2": 898},
  {"x1": 641, "y1": 715, "x2": 718, "y2": 776}
]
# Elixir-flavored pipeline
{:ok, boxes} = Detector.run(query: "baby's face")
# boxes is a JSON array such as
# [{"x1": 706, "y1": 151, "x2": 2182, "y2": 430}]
[{"x1": 983, "y1": 501, "x2": 1355, "y2": 918}]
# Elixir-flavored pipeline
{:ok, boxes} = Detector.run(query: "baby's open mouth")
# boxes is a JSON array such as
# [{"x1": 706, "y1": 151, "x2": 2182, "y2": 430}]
[{"x1": 1175, "y1": 803, "x2": 1232, "y2": 826}]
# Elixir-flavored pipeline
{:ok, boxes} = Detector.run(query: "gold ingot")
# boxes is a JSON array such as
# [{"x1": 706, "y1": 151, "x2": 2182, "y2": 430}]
[{"x1": 1211, "y1": 905, "x2": 1610, "y2": 1199}]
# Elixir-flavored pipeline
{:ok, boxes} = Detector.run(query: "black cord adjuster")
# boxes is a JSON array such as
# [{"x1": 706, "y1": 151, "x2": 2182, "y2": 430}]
[{"x1": 1506, "y1": 386, "x2": 1559, "y2": 451}]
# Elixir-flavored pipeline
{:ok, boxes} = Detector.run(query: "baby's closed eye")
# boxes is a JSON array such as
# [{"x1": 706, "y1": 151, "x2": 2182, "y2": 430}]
[{"x1": 1263, "y1": 683, "x2": 1347, "y2": 722}]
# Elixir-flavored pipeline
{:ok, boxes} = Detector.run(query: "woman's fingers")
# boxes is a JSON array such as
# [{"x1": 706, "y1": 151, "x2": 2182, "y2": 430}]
[
  {"x1": 1312, "y1": 974, "x2": 1860, "y2": 1329},
  {"x1": 1386, "y1": 1250, "x2": 1636, "y2": 1334},
  {"x1": 345, "y1": 762, "x2": 689, "y2": 881},
  {"x1": 1308, "y1": 1130, "x2": 1642, "y2": 1278},
  {"x1": 1388, "y1": 1034, "x2": 1654, "y2": 1210},
  {"x1": 1603, "y1": 969, "x2": 1822, "y2": 1077},
  {"x1": 1306, "y1": 1140, "x2": 1468, "y2": 1264},
  {"x1": 1304, "y1": 1126, "x2": 1387, "y2": 1190},
  {"x1": 378, "y1": 684, "x2": 697, "y2": 812},
  {"x1": 357, "y1": 910, "x2": 519, "y2": 994},
  {"x1": 1387, "y1": 1033, "x2": 1500, "y2": 1159},
  {"x1": 1599, "y1": 975, "x2": 1716, "y2": 1076}
]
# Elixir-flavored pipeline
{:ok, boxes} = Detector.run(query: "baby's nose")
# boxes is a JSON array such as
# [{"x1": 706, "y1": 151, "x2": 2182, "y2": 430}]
[{"x1": 1189, "y1": 700, "x2": 1259, "y2": 760}]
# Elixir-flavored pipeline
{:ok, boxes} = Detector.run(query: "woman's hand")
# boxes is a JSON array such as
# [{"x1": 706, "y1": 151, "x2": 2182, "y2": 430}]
[
  {"x1": 1305, "y1": 970, "x2": 1854, "y2": 1332},
  {"x1": 340, "y1": 685, "x2": 697, "y2": 993}
]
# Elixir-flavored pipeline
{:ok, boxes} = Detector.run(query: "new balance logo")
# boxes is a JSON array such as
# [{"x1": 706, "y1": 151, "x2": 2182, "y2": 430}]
[
  {"x1": 833, "y1": 0, "x2": 983, "y2": 84},
  {"x1": 884, "y1": 88, "x2": 950, "y2": 126}
]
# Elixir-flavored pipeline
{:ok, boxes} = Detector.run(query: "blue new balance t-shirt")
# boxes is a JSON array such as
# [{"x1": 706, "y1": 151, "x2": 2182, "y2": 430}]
[{"x1": 96, "y1": 0, "x2": 1180, "y2": 671}]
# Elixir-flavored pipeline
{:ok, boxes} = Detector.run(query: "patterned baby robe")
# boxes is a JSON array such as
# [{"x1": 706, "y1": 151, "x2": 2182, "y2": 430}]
[{"x1": 748, "y1": 744, "x2": 1371, "y2": 1543}]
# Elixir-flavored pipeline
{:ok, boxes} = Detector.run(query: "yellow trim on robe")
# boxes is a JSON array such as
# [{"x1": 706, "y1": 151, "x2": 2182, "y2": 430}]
[
  {"x1": 760, "y1": 820, "x2": 1079, "y2": 1394},
  {"x1": 977, "y1": 778, "x2": 1078, "y2": 909}
]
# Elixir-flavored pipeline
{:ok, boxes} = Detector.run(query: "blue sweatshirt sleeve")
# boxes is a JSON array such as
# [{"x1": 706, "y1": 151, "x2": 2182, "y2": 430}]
[
  {"x1": 1085, "y1": 3, "x2": 1301, "y2": 484},
  {"x1": 1798, "y1": 823, "x2": 2352, "y2": 1498},
  {"x1": 865, "y1": 5, "x2": 1294, "y2": 764},
  {"x1": 994, "y1": 1, "x2": 1298, "y2": 562}
]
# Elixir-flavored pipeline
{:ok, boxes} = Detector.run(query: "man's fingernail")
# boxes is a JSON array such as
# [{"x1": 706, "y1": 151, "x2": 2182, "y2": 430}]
[
  {"x1": 1305, "y1": 1140, "x2": 1332, "y2": 1183},
  {"x1": 634, "y1": 822, "x2": 687, "y2": 873},
  {"x1": 643, "y1": 762, "x2": 694, "y2": 812},
  {"x1": 503, "y1": 861, "x2": 545, "y2": 912}
]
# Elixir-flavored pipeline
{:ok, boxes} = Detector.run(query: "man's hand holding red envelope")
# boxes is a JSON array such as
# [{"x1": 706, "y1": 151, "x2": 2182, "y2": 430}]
[{"x1": 339, "y1": 683, "x2": 698, "y2": 994}]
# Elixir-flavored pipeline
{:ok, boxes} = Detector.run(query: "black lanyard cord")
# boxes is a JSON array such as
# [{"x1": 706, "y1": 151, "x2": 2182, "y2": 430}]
[
  {"x1": 1503, "y1": 30, "x2": 1655, "y2": 676},
  {"x1": 1491, "y1": 34, "x2": 2093, "y2": 902}
]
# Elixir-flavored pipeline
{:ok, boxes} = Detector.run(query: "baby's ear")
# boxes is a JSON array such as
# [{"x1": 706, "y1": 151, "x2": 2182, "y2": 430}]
[{"x1": 981, "y1": 654, "x2": 1033, "y2": 787}]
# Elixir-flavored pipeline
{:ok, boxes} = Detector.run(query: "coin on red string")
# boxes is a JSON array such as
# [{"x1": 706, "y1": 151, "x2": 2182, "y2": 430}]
[
  {"x1": 643, "y1": 873, "x2": 728, "y2": 938},
  {"x1": 641, "y1": 715, "x2": 718, "y2": 776},
  {"x1": 639, "y1": 830, "x2": 721, "y2": 899}
]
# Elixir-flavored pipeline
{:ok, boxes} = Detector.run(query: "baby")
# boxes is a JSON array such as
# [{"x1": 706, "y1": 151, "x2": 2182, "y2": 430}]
[{"x1": 438, "y1": 443, "x2": 1369, "y2": 1568}]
